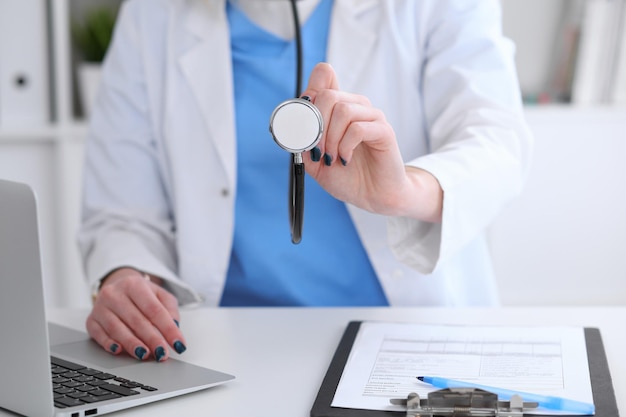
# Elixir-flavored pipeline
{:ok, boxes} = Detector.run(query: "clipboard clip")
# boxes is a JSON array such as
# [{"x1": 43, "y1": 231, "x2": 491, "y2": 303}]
[{"x1": 389, "y1": 388, "x2": 538, "y2": 417}]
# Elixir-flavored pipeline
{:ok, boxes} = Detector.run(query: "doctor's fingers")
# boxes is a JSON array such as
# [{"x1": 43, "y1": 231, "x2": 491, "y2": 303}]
[
  {"x1": 322, "y1": 101, "x2": 389, "y2": 166},
  {"x1": 94, "y1": 283, "x2": 184, "y2": 361},
  {"x1": 87, "y1": 308, "x2": 147, "y2": 359},
  {"x1": 300, "y1": 62, "x2": 339, "y2": 101},
  {"x1": 90, "y1": 295, "x2": 172, "y2": 362},
  {"x1": 126, "y1": 282, "x2": 187, "y2": 359}
]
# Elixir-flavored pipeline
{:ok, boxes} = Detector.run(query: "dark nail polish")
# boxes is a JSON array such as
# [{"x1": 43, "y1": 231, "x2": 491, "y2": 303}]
[
  {"x1": 134, "y1": 346, "x2": 147, "y2": 360},
  {"x1": 340, "y1": 157, "x2": 347, "y2": 166},
  {"x1": 311, "y1": 147, "x2": 321, "y2": 162},
  {"x1": 301, "y1": 95, "x2": 311, "y2": 101},
  {"x1": 323, "y1": 153, "x2": 332, "y2": 166},
  {"x1": 155, "y1": 346, "x2": 166, "y2": 362},
  {"x1": 173, "y1": 340, "x2": 187, "y2": 354},
  {"x1": 110, "y1": 343, "x2": 119, "y2": 353},
  {"x1": 174, "y1": 319, "x2": 180, "y2": 328}
]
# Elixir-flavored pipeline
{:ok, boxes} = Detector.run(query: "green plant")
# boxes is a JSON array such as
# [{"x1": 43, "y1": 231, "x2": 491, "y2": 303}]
[{"x1": 72, "y1": 7, "x2": 118, "y2": 63}]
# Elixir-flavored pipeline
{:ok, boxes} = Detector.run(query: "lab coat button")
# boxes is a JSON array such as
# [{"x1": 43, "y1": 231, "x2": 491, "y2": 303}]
[{"x1": 220, "y1": 188, "x2": 229, "y2": 197}]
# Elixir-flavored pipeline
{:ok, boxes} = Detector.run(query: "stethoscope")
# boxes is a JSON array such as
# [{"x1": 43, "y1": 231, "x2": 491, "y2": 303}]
[{"x1": 268, "y1": 0, "x2": 323, "y2": 244}]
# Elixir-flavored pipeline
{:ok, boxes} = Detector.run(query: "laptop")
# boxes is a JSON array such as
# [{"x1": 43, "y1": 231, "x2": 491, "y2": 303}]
[{"x1": 0, "y1": 179, "x2": 235, "y2": 417}]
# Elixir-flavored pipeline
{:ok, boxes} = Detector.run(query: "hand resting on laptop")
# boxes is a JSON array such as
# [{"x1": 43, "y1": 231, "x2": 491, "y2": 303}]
[{"x1": 88, "y1": 268, "x2": 187, "y2": 362}]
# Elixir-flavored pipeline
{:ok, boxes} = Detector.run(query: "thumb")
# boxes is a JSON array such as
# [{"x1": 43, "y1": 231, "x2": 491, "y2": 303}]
[{"x1": 301, "y1": 62, "x2": 339, "y2": 102}]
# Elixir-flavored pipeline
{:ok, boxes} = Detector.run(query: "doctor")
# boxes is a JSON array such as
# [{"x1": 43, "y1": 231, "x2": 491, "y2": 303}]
[{"x1": 79, "y1": 0, "x2": 533, "y2": 362}]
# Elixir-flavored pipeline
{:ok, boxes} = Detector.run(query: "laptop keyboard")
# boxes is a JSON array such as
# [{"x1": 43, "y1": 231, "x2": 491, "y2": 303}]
[{"x1": 51, "y1": 356, "x2": 158, "y2": 409}]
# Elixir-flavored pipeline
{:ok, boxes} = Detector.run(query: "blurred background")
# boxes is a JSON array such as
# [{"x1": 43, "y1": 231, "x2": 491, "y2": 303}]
[{"x1": 0, "y1": 0, "x2": 624, "y2": 308}]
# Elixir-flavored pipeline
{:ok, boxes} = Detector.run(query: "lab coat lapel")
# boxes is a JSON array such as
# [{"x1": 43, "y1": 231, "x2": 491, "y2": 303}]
[
  {"x1": 327, "y1": 0, "x2": 379, "y2": 93},
  {"x1": 178, "y1": 0, "x2": 236, "y2": 188}
]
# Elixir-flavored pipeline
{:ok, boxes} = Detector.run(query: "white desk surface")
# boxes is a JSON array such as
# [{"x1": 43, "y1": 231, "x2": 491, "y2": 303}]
[{"x1": 14, "y1": 307, "x2": 626, "y2": 416}]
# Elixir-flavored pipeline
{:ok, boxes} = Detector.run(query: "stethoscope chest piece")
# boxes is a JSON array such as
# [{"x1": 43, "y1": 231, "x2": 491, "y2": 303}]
[
  {"x1": 269, "y1": 97, "x2": 323, "y2": 154},
  {"x1": 268, "y1": 97, "x2": 323, "y2": 244}
]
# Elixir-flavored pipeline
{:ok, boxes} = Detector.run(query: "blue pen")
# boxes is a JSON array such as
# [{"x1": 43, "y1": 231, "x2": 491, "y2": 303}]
[{"x1": 417, "y1": 376, "x2": 595, "y2": 415}]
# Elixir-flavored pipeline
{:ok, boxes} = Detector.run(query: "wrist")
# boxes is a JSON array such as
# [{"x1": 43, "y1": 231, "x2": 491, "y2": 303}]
[{"x1": 400, "y1": 167, "x2": 443, "y2": 223}]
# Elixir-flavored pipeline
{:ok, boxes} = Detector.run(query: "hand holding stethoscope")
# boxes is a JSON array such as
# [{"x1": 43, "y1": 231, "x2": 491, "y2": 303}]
[
  {"x1": 269, "y1": 1, "x2": 441, "y2": 244},
  {"x1": 271, "y1": 63, "x2": 442, "y2": 243},
  {"x1": 296, "y1": 64, "x2": 423, "y2": 217}
]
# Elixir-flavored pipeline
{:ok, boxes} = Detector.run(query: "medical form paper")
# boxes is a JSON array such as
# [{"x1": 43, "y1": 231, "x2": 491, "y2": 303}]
[{"x1": 331, "y1": 322, "x2": 594, "y2": 415}]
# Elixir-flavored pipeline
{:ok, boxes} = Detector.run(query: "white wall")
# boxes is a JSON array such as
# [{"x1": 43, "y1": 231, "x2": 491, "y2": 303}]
[
  {"x1": 501, "y1": 0, "x2": 568, "y2": 97},
  {"x1": 490, "y1": 106, "x2": 626, "y2": 306}
]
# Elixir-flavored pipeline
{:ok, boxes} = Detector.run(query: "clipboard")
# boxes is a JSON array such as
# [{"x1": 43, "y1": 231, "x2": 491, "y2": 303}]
[{"x1": 310, "y1": 321, "x2": 620, "y2": 417}]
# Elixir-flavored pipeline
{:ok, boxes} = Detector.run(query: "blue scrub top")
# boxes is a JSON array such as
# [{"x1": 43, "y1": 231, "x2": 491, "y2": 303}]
[{"x1": 220, "y1": 0, "x2": 388, "y2": 307}]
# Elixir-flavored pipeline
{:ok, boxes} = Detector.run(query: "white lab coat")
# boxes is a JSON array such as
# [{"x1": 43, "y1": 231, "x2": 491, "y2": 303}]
[{"x1": 79, "y1": 0, "x2": 533, "y2": 307}]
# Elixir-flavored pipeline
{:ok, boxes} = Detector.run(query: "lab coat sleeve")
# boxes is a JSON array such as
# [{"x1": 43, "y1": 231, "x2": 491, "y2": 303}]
[
  {"x1": 388, "y1": 0, "x2": 533, "y2": 274},
  {"x1": 77, "y1": 1, "x2": 201, "y2": 305}
]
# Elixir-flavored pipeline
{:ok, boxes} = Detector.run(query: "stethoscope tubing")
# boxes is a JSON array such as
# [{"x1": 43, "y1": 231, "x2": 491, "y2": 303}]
[
  {"x1": 290, "y1": 153, "x2": 305, "y2": 244},
  {"x1": 288, "y1": 0, "x2": 305, "y2": 244}
]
